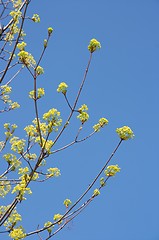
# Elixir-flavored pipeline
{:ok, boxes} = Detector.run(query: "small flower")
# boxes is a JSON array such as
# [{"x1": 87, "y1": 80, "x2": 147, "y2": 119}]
[
  {"x1": 77, "y1": 104, "x2": 89, "y2": 123},
  {"x1": 44, "y1": 221, "x2": 53, "y2": 233},
  {"x1": 93, "y1": 117, "x2": 109, "y2": 132},
  {"x1": 104, "y1": 165, "x2": 120, "y2": 177},
  {"x1": 47, "y1": 168, "x2": 60, "y2": 177},
  {"x1": 0, "y1": 85, "x2": 12, "y2": 94},
  {"x1": 116, "y1": 126, "x2": 134, "y2": 140},
  {"x1": 53, "y1": 214, "x2": 63, "y2": 224},
  {"x1": 29, "y1": 88, "x2": 45, "y2": 100},
  {"x1": 57, "y1": 82, "x2": 68, "y2": 94},
  {"x1": 17, "y1": 42, "x2": 27, "y2": 51},
  {"x1": 44, "y1": 39, "x2": 47, "y2": 48},
  {"x1": 63, "y1": 199, "x2": 72, "y2": 208},
  {"x1": 100, "y1": 177, "x2": 106, "y2": 187},
  {"x1": 11, "y1": 102, "x2": 20, "y2": 109},
  {"x1": 93, "y1": 188, "x2": 100, "y2": 196},
  {"x1": 32, "y1": 14, "x2": 40, "y2": 23},
  {"x1": 48, "y1": 27, "x2": 53, "y2": 35},
  {"x1": 36, "y1": 66, "x2": 44, "y2": 75},
  {"x1": 88, "y1": 38, "x2": 101, "y2": 53}
]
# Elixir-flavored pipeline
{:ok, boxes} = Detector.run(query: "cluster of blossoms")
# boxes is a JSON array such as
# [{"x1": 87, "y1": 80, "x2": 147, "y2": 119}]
[
  {"x1": 116, "y1": 126, "x2": 134, "y2": 140},
  {"x1": 29, "y1": 88, "x2": 45, "y2": 100},
  {"x1": 93, "y1": 118, "x2": 109, "y2": 132},
  {"x1": 48, "y1": 27, "x2": 53, "y2": 36},
  {"x1": 0, "y1": 177, "x2": 11, "y2": 197},
  {"x1": 25, "y1": 153, "x2": 37, "y2": 161},
  {"x1": 9, "y1": 226, "x2": 26, "y2": 240},
  {"x1": 63, "y1": 198, "x2": 72, "y2": 208},
  {"x1": 105, "y1": 165, "x2": 121, "y2": 177},
  {"x1": 25, "y1": 119, "x2": 47, "y2": 138},
  {"x1": 4, "y1": 123, "x2": 17, "y2": 140},
  {"x1": 0, "y1": 206, "x2": 25, "y2": 239},
  {"x1": 53, "y1": 213, "x2": 63, "y2": 224},
  {"x1": 17, "y1": 41, "x2": 27, "y2": 51},
  {"x1": 5, "y1": 9, "x2": 23, "y2": 42},
  {"x1": 10, "y1": 137, "x2": 26, "y2": 154},
  {"x1": 93, "y1": 188, "x2": 100, "y2": 196},
  {"x1": 35, "y1": 137, "x2": 54, "y2": 153},
  {"x1": 0, "y1": 85, "x2": 20, "y2": 111},
  {"x1": 77, "y1": 104, "x2": 89, "y2": 124},
  {"x1": 3, "y1": 153, "x2": 21, "y2": 170},
  {"x1": 32, "y1": 14, "x2": 40, "y2": 23},
  {"x1": 17, "y1": 50, "x2": 36, "y2": 67},
  {"x1": 57, "y1": 82, "x2": 68, "y2": 95},
  {"x1": 4, "y1": 208, "x2": 22, "y2": 230},
  {"x1": 24, "y1": 109, "x2": 62, "y2": 151},
  {"x1": 11, "y1": 0, "x2": 23, "y2": 9},
  {"x1": 47, "y1": 168, "x2": 61, "y2": 177},
  {"x1": 88, "y1": 38, "x2": 101, "y2": 53},
  {"x1": 43, "y1": 108, "x2": 62, "y2": 132},
  {"x1": 44, "y1": 221, "x2": 54, "y2": 234},
  {"x1": 36, "y1": 66, "x2": 44, "y2": 75},
  {"x1": 12, "y1": 167, "x2": 32, "y2": 201}
]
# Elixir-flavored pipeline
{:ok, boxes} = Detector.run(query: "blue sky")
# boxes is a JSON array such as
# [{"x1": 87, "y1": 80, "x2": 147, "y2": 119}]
[{"x1": 1, "y1": 0, "x2": 159, "y2": 239}]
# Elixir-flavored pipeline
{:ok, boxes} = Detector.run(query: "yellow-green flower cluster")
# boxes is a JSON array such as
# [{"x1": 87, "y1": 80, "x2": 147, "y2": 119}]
[
  {"x1": 116, "y1": 126, "x2": 134, "y2": 140},
  {"x1": 5, "y1": 10, "x2": 22, "y2": 42},
  {"x1": 11, "y1": 102, "x2": 20, "y2": 109},
  {"x1": 33, "y1": 119, "x2": 48, "y2": 135},
  {"x1": 25, "y1": 153, "x2": 37, "y2": 161},
  {"x1": 29, "y1": 88, "x2": 45, "y2": 100},
  {"x1": 93, "y1": 188, "x2": 100, "y2": 196},
  {"x1": 24, "y1": 124, "x2": 37, "y2": 138},
  {"x1": 77, "y1": 104, "x2": 89, "y2": 123},
  {"x1": 25, "y1": 119, "x2": 49, "y2": 140},
  {"x1": 0, "y1": 85, "x2": 12, "y2": 94},
  {"x1": 35, "y1": 137, "x2": 54, "y2": 153},
  {"x1": 48, "y1": 27, "x2": 53, "y2": 35},
  {"x1": 3, "y1": 153, "x2": 21, "y2": 170},
  {"x1": 53, "y1": 213, "x2": 63, "y2": 224},
  {"x1": 0, "y1": 178, "x2": 11, "y2": 197},
  {"x1": 104, "y1": 165, "x2": 120, "y2": 177},
  {"x1": 17, "y1": 51, "x2": 36, "y2": 66},
  {"x1": 47, "y1": 168, "x2": 61, "y2": 177},
  {"x1": 10, "y1": 137, "x2": 25, "y2": 154},
  {"x1": 32, "y1": 14, "x2": 40, "y2": 23},
  {"x1": 100, "y1": 177, "x2": 106, "y2": 187},
  {"x1": 36, "y1": 66, "x2": 44, "y2": 75},
  {"x1": 57, "y1": 82, "x2": 68, "y2": 95},
  {"x1": 43, "y1": 108, "x2": 62, "y2": 132},
  {"x1": 17, "y1": 42, "x2": 27, "y2": 51},
  {"x1": 0, "y1": 85, "x2": 20, "y2": 111},
  {"x1": 4, "y1": 209, "x2": 22, "y2": 230},
  {"x1": 11, "y1": 0, "x2": 23, "y2": 9},
  {"x1": 44, "y1": 221, "x2": 54, "y2": 233},
  {"x1": 93, "y1": 117, "x2": 109, "y2": 132},
  {"x1": 63, "y1": 198, "x2": 72, "y2": 208},
  {"x1": 9, "y1": 226, "x2": 26, "y2": 240},
  {"x1": 12, "y1": 173, "x2": 32, "y2": 200},
  {"x1": 4, "y1": 123, "x2": 17, "y2": 140},
  {"x1": 44, "y1": 39, "x2": 47, "y2": 48},
  {"x1": 88, "y1": 38, "x2": 101, "y2": 53},
  {"x1": 18, "y1": 167, "x2": 29, "y2": 175}
]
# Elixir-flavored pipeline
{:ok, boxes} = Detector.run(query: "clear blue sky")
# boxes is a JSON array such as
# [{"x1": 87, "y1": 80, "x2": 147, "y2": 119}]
[{"x1": 1, "y1": 0, "x2": 159, "y2": 239}]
